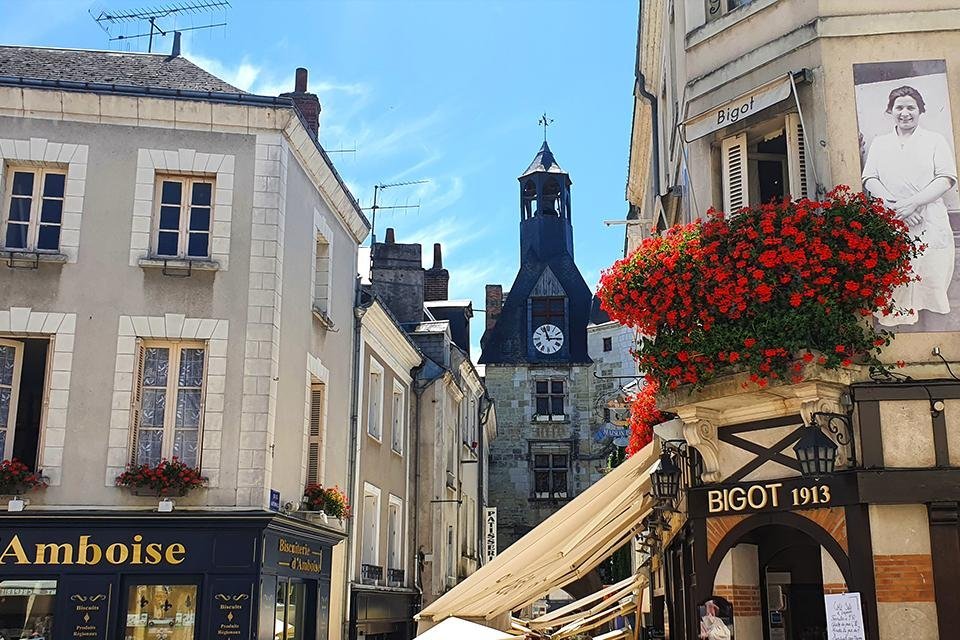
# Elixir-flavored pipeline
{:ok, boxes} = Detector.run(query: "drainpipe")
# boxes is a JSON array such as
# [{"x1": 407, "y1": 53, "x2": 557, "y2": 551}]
[
  {"x1": 477, "y1": 393, "x2": 493, "y2": 564},
  {"x1": 343, "y1": 279, "x2": 368, "y2": 640},
  {"x1": 635, "y1": 1, "x2": 660, "y2": 195},
  {"x1": 410, "y1": 362, "x2": 426, "y2": 615}
]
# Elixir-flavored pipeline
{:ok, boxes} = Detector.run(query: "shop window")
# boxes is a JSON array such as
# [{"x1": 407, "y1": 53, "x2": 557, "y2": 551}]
[
  {"x1": 307, "y1": 383, "x2": 325, "y2": 485},
  {"x1": 391, "y1": 382, "x2": 404, "y2": 454},
  {"x1": 534, "y1": 379, "x2": 565, "y2": 418},
  {"x1": 124, "y1": 583, "x2": 197, "y2": 640},
  {"x1": 0, "y1": 338, "x2": 49, "y2": 470},
  {"x1": 720, "y1": 113, "x2": 807, "y2": 213},
  {"x1": 275, "y1": 578, "x2": 306, "y2": 640},
  {"x1": 153, "y1": 176, "x2": 214, "y2": 260},
  {"x1": 366, "y1": 361, "x2": 383, "y2": 441},
  {"x1": 0, "y1": 579, "x2": 56, "y2": 639},
  {"x1": 131, "y1": 342, "x2": 206, "y2": 468},
  {"x1": 2, "y1": 166, "x2": 66, "y2": 253},
  {"x1": 532, "y1": 444, "x2": 570, "y2": 499}
]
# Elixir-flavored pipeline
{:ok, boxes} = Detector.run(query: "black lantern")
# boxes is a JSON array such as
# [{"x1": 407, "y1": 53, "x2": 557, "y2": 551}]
[
  {"x1": 793, "y1": 425, "x2": 838, "y2": 477},
  {"x1": 651, "y1": 451, "x2": 682, "y2": 502}
]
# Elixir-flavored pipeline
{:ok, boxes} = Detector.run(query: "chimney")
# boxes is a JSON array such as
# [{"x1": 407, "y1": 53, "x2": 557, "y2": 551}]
[
  {"x1": 370, "y1": 231, "x2": 424, "y2": 326},
  {"x1": 280, "y1": 67, "x2": 321, "y2": 139},
  {"x1": 168, "y1": 31, "x2": 182, "y2": 59},
  {"x1": 485, "y1": 285, "x2": 503, "y2": 331},
  {"x1": 424, "y1": 243, "x2": 449, "y2": 302}
]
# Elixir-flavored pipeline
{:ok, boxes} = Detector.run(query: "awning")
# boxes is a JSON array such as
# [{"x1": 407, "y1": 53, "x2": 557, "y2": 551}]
[
  {"x1": 417, "y1": 443, "x2": 659, "y2": 624},
  {"x1": 682, "y1": 74, "x2": 794, "y2": 142},
  {"x1": 414, "y1": 616, "x2": 516, "y2": 640},
  {"x1": 519, "y1": 574, "x2": 645, "y2": 639}
]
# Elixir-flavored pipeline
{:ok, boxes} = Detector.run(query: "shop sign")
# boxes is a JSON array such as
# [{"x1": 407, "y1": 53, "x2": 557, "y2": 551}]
[
  {"x1": 682, "y1": 75, "x2": 793, "y2": 141},
  {"x1": 594, "y1": 426, "x2": 631, "y2": 448},
  {"x1": 206, "y1": 579, "x2": 254, "y2": 639},
  {"x1": 484, "y1": 507, "x2": 497, "y2": 563},
  {"x1": 0, "y1": 533, "x2": 186, "y2": 567},
  {"x1": 825, "y1": 592, "x2": 865, "y2": 640},
  {"x1": 263, "y1": 531, "x2": 331, "y2": 578},
  {"x1": 65, "y1": 578, "x2": 111, "y2": 639},
  {"x1": 688, "y1": 474, "x2": 857, "y2": 518}
]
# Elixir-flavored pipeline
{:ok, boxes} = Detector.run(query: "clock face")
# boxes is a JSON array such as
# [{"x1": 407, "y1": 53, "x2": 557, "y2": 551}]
[{"x1": 532, "y1": 323, "x2": 564, "y2": 354}]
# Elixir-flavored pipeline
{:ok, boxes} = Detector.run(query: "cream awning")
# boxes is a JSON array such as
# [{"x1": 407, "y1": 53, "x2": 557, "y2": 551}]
[
  {"x1": 519, "y1": 574, "x2": 646, "y2": 639},
  {"x1": 417, "y1": 443, "x2": 659, "y2": 624}
]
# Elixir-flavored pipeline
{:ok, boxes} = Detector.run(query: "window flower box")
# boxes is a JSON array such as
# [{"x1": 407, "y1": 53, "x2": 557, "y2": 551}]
[
  {"x1": 302, "y1": 484, "x2": 350, "y2": 520},
  {"x1": 0, "y1": 459, "x2": 47, "y2": 497},
  {"x1": 115, "y1": 458, "x2": 206, "y2": 497}
]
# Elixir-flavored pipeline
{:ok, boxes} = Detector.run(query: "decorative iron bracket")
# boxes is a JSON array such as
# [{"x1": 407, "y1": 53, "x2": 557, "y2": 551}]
[{"x1": 811, "y1": 411, "x2": 857, "y2": 469}]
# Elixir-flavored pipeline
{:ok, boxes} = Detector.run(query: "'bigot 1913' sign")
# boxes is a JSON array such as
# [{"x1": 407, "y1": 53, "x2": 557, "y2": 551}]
[{"x1": 688, "y1": 474, "x2": 858, "y2": 518}]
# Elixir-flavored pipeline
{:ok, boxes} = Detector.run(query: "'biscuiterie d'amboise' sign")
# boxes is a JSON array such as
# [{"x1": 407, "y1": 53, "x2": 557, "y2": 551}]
[{"x1": 689, "y1": 474, "x2": 857, "y2": 518}]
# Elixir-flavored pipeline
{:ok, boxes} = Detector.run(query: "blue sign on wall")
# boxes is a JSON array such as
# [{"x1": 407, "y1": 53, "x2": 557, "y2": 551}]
[{"x1": 269, "y1": 490, "x2": 281, "y2": 512}]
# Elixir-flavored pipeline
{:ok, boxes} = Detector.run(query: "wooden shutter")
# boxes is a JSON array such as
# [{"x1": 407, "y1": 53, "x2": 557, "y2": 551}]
[
  {"x1": 0, "y1": 339, "x2": 24, "y2": 460},
  {"x1": 786, "y1": 113, "x2": 809, "y2": 199},
  {"x1": 721, "y1": 132, "x2": 749, "y2": 214},
  {"x1": 307, "y1": 385, "x2": 324, "y2": 484},
  {"x1": 128, "y1": 340, "x2": 146, "y2": 466}
]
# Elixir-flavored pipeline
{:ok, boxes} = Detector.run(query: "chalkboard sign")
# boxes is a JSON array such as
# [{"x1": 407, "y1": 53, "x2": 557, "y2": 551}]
[{"x1": 824, "y1": 592, "x2": 866, "y2": 640}]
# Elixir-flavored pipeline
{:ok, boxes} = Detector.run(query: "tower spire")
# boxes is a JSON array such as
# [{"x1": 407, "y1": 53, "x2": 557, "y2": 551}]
[{"x1": 538, "y1": 112, "x2": 554, "y2": 142}]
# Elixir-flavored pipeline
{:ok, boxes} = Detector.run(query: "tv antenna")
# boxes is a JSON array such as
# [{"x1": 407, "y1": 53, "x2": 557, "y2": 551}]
[
  {"x1": 362, "y1": 179, "x2": 428, "y2": 247},
  {"x1": 91, "y1": 1, "x2": 231, "y2": 52}
]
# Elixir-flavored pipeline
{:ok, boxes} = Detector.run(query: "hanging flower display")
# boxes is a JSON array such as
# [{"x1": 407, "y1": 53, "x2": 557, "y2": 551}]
[
  {"x1": 303, "y1": 483, "x2": 351, "y2": 519},
  {"x1": 599, "y1": 187, "x2": 921, "y2": 450},
  {"x1": 625, "y1": 383, "x2": 663, "y2": 455},
  {"x1": 115, "y1": 458, "x2": 207, "y2": 497}
]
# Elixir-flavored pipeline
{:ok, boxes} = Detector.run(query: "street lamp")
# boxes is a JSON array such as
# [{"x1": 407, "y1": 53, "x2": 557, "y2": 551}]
[
  {"x1": 793, "y1": 425, "x2": 838, "y2": 478},
  {"x1": 651, "y1": 450, "x2": 682, "y2": 503}
]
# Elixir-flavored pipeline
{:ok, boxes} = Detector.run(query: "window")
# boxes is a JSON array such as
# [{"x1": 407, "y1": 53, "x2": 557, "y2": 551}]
[
  {"x1": 0, "y1": 338, "x2": 49, "y2": 469},
  {"x1": 446, "y1": 402, "x2": 457, "y2": 481},
  {"x1": 532, "y1": 445, "x2": 570, "y2": 499},
  {"x1": 720, "y1": 114, "x2": 807, "y2": 213},
  {"x1": 603, "y1": 337, "x2": 613, "y2": 352},
  {"x1": 534, "y1": 380, "x2": 565, "y2": 417},
  {"x1": 307, "y1": 383, "x2": 325, "y2": 485},
  {"x1": 274, "y1": 578, "x2": 306, "y2": 640},
  {"x1": 706, "y1": 0, "x2": 753, "y2": 21},
  {"x1": 532, "y1": 297, "x2": 565, "y2": 329},
  {"x1": 391, "y1": 382, "x2": 404, "y2": 454},
  {"x1": 125, "y1": 583, "x2": 197, "y2": 640},
  {"x1": 313, "y1": 233, "x2": 332, "y2": 315},
  {"x1": 361, "y1": 484, "x2": 380, "y2": 575},
  {"x1": 366, "y1": 361, "x2": 383, "y2": 440},
  {"x1": 446, "y1": 525, "x2": 455, "y2": 584},
  {"x1": 0, "y1": 579, "x2": 56, "y2": 639},
  {"x1": 2, "y1": 166, "x2": 65, "y2": 252},
  {"x1": 387, "y1": 497, "x2": 402, "y2": 570},
  {"x1": 467, "y1": 497, "x2": 476, "y2": 557},
  {"x1": 153, "y1": 176, "x2": 214, "y2": 259},
  {"x1": 131, "y1": 342, "x2": 206, "y2": 468}
]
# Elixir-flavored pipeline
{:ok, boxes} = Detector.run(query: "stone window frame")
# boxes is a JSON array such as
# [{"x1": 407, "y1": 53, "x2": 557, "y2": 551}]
[
  {"x1": 0, "y1": 137, "x2": 88, "y2": 262},
  {"x1": 530, "y1": 441, "x2": 572, "y2": 500},
  {"x1": 311, "y1": 209, "x2": 335, "y2": 327},
  {"x1": 533, "y1": 378, "x2": 566, "y2": 421},
  {"x1": 105, "y1": 314, "x2": 228, "y2": 488},
  {"x1": 302, "y1": 353, "x2": 330, "y2": 487},
  {"x1": 0, "y1": 307, "x2": 77, "y2": 486},
  {"x1": 129, "y1": 148, "x2": 234, "y2": 269}
]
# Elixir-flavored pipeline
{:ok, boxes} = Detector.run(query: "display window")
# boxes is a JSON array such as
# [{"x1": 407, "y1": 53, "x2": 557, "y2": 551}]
[
  {"x1": 0, "y1": 579, "x2": 56, "y2": 640},
  {"x1": 124, "y1": 583, "x2": 198, "y2": 640},
  {"x1": 274, "y1": 578, "x2": 305, "y2": 640}
]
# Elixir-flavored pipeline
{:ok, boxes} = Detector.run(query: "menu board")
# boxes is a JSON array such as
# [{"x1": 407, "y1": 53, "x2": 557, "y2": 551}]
[{"x1": 825, "y1": 593, "x2": 866, "y2": 640}]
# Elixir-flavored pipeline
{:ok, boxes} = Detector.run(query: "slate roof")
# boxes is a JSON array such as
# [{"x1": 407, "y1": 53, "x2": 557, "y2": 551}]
[
  {"x1": 0, "y1": 46, "x2": 243, "y2": 94},
  {"x1": 519, "y1": 140, "x2": 567, "y2": 177}
]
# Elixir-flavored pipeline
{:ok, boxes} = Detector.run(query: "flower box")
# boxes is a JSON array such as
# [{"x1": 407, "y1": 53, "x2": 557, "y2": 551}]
[
  {"x1": 0, "y1": 459, "x2": 47, "y2": 497},
  {"x1": 115, "y1": 458, "x2": 206, "y2": 498},
  {"x1": 302, "y1": 484, "x2": 350, "y2": 520}
]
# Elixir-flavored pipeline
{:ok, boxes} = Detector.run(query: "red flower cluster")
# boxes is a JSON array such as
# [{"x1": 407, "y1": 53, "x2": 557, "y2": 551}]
[
  {"x1": 303, "y1": 483, "x2": 351, "y2": 519},
  {"x1": 115, "y1": 457, "x2": 206, "y2": 497},
  {"x1": 625, "y1": 383, "x2": 662, "y2": 455},
  {"x1": 0, "y1": 458, "x2": 46, "y2": 494},
  {"x1": 598, "y1": 188, "x2": 920, "y2": 450}
]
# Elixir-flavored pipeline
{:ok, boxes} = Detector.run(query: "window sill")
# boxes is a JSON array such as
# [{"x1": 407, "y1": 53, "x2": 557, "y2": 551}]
[
  {"x1": 312, "y1": 305, "x2": 337, "y2": 330},
  {"x1": 367, "y1": 431, "x2": 382, "y2": 445},
  {"x1": 1, "y1": 250, "x2": 68, "y2": 267},
  {"x1": 534, "y1": 414, "x2": 568, "y2": 423},
  {"x1": 445, "y1": 471, "x2": 456, "y2": 490},
  {"x1": 461, "y1": 443, "x2": 479, "y2": 460},
  {"x1": 530, "y1": 495, "x2": 571, "y2": 503},
  {"x1": 139, "y1": 257, "x2": 220, "y2": 272},
  {"x1": 686, "y1": 0, "x2": 779, "y2": 48},
  {"x1": 391, "y1": 446, "x2": 403, "y2": 457}
]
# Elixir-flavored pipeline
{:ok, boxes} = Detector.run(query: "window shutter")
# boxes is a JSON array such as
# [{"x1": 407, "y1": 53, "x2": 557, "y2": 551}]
[
  {"x1": 721, "y1": 132, "x2": 749, "y2": 214},
  {"x1": 307, "y1": 386, "x2": 323, "y2": 484},
  {"x1": 786, "y1": 113, "x2": 809, "y2": 199},
  {"x1": 129, "y1": 340, "x2": 146, "y2": 466}
]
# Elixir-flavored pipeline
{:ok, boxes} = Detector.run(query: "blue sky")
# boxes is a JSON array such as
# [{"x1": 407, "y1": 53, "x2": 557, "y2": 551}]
[{"x1": 1, "y1": 0, "x2": 636, "y2": 357}]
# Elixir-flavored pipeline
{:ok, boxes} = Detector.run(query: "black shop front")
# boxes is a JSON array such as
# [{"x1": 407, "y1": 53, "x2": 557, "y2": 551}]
[{"x1": 0, "y1": 510, "x2": 343, "y2": 640}]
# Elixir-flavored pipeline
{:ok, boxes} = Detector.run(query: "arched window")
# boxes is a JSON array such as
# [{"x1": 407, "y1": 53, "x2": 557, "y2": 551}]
[
  {"x1": 541, "y1": 178, "x2": 561, "y2": 216},
  {"x1": 522, "y1": 180, "x2": 537, "y2": 219}
]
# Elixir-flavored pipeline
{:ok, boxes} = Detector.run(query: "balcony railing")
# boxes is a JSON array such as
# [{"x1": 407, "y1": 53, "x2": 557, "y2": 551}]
[
  {"x1": 387, "y1": 568, "x2": 405, "y2": 586},
  {"x1": 361, "y1": 563, "x2": 383, "y2": 585}
]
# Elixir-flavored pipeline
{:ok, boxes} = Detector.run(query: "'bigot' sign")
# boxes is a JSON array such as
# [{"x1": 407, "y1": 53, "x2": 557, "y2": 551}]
[{"x1": 682, "y1": 75, "x2": 794, "y2": 141}]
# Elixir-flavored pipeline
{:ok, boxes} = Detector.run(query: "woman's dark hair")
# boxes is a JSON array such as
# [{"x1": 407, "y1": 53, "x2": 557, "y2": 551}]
[{"x1": 886, "y1": 85, "x2": 926, "y2": 114}]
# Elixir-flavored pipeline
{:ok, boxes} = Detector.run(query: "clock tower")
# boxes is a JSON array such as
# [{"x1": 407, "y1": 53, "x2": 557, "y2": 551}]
[{"x1": 480, "y1": 139, "x2": 606, "y2": 555}]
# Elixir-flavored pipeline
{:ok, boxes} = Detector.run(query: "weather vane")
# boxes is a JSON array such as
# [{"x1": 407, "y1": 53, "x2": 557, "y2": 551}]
[{"x1": 538, "y1": 112, "x2": 554, "y2": 142}]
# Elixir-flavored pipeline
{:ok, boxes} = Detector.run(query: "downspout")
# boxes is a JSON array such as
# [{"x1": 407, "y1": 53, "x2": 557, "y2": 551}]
[
  {"x1": 343, "y1": 280, "x2": 368, "y2": 640},
  {"x1": 410, "y1": 363, "x2": 426, "y2": 614},
  {"x1": 477, "y1": 393, "x2": 493, "y2": 564},
  {"x1": 636, "y1": 1, "x2": 660, "y2": 196}
]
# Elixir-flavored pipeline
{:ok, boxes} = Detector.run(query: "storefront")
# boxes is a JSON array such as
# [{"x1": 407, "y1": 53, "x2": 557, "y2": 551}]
[
  {"x1": 349, "y1": 588, "x2": 418, "y2": 640},
  {"x1": 0, "y1": 511, "x2": 343, "y2": 640}
]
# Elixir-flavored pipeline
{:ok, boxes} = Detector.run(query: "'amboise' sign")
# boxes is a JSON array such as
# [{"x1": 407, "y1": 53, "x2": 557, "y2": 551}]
[
  {"x1": 0, "y1": 534, "x2": 186, "y2": 566},
  {"x1": 689, "y1": 474, "x2": 857, "y2": 518}
]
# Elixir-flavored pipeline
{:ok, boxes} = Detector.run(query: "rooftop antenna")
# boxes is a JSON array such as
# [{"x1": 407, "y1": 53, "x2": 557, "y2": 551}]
[
  {"x1": 91, "y1": 1, "x2": 231, "y2": 52},
  {"x1": 362, "y1": 179, "x2": 428, "y2": 247}
]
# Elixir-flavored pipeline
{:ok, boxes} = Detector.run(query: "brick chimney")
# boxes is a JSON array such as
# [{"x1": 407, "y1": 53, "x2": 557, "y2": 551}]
[
  {"x1": 370, "y1": 228, "x2": 424, "y2": 326},
  {"x1": 280, "y1": 67, "x2": 320, "y2": 139},
  {"x1": 424, "y1": 243, "x2": 449, "y2": 302},
  {"x1": 485, "y1": 284, "x2": 503, "y2": 331}
]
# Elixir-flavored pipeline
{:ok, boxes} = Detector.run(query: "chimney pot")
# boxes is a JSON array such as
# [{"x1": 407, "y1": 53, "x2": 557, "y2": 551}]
[
  {"x1": 432, "y1": 243, "x2": 443, "y2": 269},
  {"x1": 295, "y1": 67, "x2": 308, "y2": 93},
  {"x1": 385, "y1": 228, "x2": 396, "y2": 244}
]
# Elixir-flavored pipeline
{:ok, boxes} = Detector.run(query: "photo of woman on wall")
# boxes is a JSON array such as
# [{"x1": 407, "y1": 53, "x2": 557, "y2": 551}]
[{"x1": 854, "y1": 59, "x2": 960, "y2": 331}]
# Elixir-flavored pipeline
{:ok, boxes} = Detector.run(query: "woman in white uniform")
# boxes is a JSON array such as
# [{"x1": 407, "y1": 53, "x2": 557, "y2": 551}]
[{"x1": 862, "y1": 85, "x2": 958, "y2": 326}]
